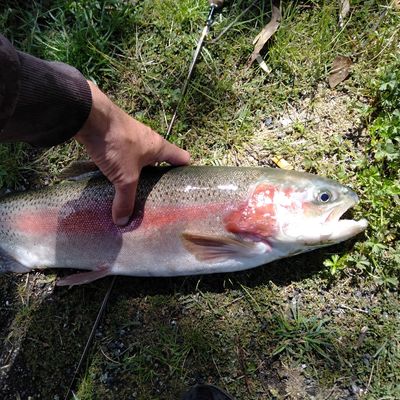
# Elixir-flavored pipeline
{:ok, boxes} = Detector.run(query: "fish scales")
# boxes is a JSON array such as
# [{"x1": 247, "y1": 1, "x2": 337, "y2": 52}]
[{"x1": 0, "y1": 166, "x2": 367, "y2": 285}]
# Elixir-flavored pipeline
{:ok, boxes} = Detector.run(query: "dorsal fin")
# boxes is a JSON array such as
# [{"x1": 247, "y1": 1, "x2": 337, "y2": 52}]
[{"x1": 60, "y1": 161, "x2": 103, "y2": 181}]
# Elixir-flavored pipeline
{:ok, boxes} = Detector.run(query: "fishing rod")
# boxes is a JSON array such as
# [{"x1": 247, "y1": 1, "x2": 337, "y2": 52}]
[
  {"x1": 64, "y1": 1, "x2": 226, "y2": 398},
  {"x1": 165, "y1": 0, "x2": 226, "y2": 139},
  {"x1": 64, "y1": 276, "x2": 116, "y2": 400}
]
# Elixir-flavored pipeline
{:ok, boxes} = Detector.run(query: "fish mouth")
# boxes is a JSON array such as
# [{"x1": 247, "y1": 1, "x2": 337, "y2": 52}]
[{"x1": 322, "y1": 194, "x2": 368, "y2": 242}]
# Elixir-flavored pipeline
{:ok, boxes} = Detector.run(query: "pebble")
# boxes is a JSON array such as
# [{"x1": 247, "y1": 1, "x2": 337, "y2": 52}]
[
  {"x1": 279, "y1": 117, "x2": 292, "y2": 127},
  {"x1": 263, "y1": 117, "x2": 273, "y2": 127},
  {"x1": 362, "y1": 354, "x2": 371, "y2": 366}
]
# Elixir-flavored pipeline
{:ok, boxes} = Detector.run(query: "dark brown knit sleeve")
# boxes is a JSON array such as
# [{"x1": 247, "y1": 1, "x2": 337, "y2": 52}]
[
  {"x1": 0, "y1": 35, "x2": 20, "y2": 132},
  {"x1": 0, "y1": 34, "x2": 92, "y2": 147}
]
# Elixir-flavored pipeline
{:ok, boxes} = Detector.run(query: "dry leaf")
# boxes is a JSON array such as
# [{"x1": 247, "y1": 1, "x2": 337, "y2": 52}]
[
  {"x1": 247, "y1": 4, "x2": 281, "y2": 67},
  {"x1": 328, "y1": 55, "x2": 353, "y2": 88},
  {"x1": 272, "y1": 156, "x2": 294, "y2": 170},
  {"x1": 392, "y1": 0, "x2": 400, "y2": 9},
  {"x1": 339, "y1": 0, "x2": 350, "y2": 28}
]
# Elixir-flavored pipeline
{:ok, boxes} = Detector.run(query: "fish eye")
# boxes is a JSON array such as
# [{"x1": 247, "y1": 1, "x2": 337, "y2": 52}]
[{"x1": 318, "y1": 191, "x2": 332, "y2": 203}]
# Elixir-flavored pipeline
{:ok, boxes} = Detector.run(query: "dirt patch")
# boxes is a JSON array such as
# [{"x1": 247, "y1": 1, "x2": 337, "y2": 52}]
[
  {"x1": 209, "y1": 86, "x2": 370, "y2": 176},
  {"x1": 0, "y1": 274, "x2": 56, "y2": 397}
]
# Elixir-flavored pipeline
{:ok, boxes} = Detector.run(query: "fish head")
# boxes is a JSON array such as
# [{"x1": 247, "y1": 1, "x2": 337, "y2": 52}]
[
  {"x1": 269, "y1": 173, "x2": 368, "y2": 248},
  {"x1": 225, "y1": 171, "x2": 368, "y2": 253}
]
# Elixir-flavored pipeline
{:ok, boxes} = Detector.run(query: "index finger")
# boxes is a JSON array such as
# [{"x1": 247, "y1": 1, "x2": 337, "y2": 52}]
[{"x1": 156, "y1": 139, "x2": 191, "y2": 165}]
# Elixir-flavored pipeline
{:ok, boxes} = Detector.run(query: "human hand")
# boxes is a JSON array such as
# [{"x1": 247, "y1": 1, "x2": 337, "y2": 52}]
[{"x1": 74, "y1": 81, "x2": 190, "y2": 226}]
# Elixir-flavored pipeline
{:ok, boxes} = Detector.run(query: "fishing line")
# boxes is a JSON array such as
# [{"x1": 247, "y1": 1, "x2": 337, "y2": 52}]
[{"x1": 64, "y1": 276, "x2": 116, "y2": 400}]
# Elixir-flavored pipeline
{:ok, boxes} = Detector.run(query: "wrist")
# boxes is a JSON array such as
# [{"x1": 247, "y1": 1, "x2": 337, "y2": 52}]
[{"x1": 74, "y1": 81, "x2": 114, "y2": 145}]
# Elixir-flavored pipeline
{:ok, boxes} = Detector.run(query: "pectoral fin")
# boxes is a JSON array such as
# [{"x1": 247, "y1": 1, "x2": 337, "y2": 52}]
[
  {"x1": 181, "y1": 233, "x2": 270, "y2": 263},
  {"x1": 57, "y1": 266, "x2": 111, "y2": 286}
]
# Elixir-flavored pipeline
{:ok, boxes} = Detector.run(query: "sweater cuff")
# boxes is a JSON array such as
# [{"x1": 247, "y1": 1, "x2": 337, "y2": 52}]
[{"x1": 2, "y1": 52, "x2": 92, "y2": 147}]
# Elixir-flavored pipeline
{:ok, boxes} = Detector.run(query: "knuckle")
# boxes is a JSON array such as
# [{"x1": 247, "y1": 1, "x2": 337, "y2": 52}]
[{"x1": 116, "y1": 176, "x2": 138, "y2": 193}]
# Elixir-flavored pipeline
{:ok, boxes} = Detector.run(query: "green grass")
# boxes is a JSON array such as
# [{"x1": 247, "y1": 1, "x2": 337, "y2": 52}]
[
  {"x1": 335, "y1": 59, "x2": 400, "y2": 289},
  {"x1": 0, "y1": 143, "x2": 30, "y2": 189},
  {"x1": 0, "y1": 0, "x2": 399, "y2": 399},
  {"x1": 271, "y1": 304, "x2": 335, "y2": 363}
]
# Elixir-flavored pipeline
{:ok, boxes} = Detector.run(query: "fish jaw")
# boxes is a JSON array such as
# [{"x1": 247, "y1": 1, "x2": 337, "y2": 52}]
[
  {"x1": 319, "y1": 218, "x2": 368, "y2": 244},
  {"x1": 279, "y1": 188, "x2": 368, "y2": 247},
  {"x1": 314, "y1": 191, "x2": 368, "y2": 245}
]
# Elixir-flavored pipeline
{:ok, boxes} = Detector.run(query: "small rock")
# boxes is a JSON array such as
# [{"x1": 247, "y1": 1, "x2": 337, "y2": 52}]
[
  {"x1": 100, "y1": 372, "x2": 109, "y2": 384},
  {"x1": 279, "y1": 116, "x2": 292, "y2": 127},
  {"x1": 362, "y1": 354, "x2": 371, "y2": 366},
  {"x1": 263, "y1": 117, "x2": 273, "y2": 127}
]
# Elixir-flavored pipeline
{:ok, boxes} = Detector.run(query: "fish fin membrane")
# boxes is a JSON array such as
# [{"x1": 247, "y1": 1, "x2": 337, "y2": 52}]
[
  {"x1": 60, "y1": 160, "x2": 103, "y2": 181},
  {"x1": 0, "y1": 250, "x2": 30, "y2": 274},
  {"x1": 181, "y1": 233, "x2": 264, "y2": 262},
  {"x1": 56, "y1": 267, "x2": 110, "y2": 286}
]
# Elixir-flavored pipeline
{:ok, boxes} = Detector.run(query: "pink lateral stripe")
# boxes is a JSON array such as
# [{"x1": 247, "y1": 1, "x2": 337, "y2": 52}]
[
  {"x1": 139, "y1": 202, "x2": 227, "y2": 230},
  {"x1": 15, "y1": 210, "x2": 59, "y2": 235},
  {"x1": 14, "y1": 202, "x2": 229, "y2": 235}
]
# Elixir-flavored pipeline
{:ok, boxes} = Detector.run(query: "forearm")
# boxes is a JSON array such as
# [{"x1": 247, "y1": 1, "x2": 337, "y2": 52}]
[
  {"x1": 0, "y1": 35, "x2": 190, "y2": 226},
  {"x1": 0, "y1": 34, "x2": 92, "y2": 146}
]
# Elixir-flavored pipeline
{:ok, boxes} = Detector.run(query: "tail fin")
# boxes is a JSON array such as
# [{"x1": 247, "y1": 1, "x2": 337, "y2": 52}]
[{"x1": 0, "y1": 248, "x2": 30, "y2": 274}]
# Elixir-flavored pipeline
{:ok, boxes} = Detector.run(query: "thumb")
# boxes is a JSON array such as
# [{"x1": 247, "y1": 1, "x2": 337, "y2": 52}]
[{"x1": 112, "y1": 178, "x2": 138, "y2": 226}]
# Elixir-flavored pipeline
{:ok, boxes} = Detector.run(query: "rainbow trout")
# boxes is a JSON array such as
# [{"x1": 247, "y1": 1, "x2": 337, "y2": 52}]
[{"x1": 0, "y1": 166, "x2": 367, "y2": 285}]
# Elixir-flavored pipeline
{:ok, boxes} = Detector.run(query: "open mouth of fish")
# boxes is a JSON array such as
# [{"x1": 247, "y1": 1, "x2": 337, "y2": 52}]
[{"x1": 323, "y1": 195, "x2": 368, "y2": 241}]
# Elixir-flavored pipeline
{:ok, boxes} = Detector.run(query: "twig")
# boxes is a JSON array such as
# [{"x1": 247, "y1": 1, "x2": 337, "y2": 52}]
[
  {"x1": 222, "y1": 295, "x2": 245, "y2": 308},
  {"x1": 323, "y1": 384, "x2": 337, "y2": 400},
  {"x1": 100, "y1": 346, "x2": 121, "y2": 365},
  {"x1": 235, "y1": 336, "x2": 251, "y2": 393},
  {"x1": 366, "y1": 363, "x2": 375, "y2": 392},
  {"x1": 212, "y1": 355, "x2": 223, "y2": 380},
  {"x1": 339, "y1": 303, "x2": 369, "y2": 314}
]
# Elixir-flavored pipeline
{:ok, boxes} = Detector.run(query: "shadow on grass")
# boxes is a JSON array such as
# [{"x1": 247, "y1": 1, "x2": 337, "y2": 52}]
[{"x1": 0, "y1": 236, "x2": 361, "y2": 399}]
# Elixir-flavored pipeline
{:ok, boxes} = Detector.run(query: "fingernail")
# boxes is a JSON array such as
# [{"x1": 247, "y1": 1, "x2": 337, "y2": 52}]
[{"x1": 116, "y1": 216, "x2": 130, "y2": 226}]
